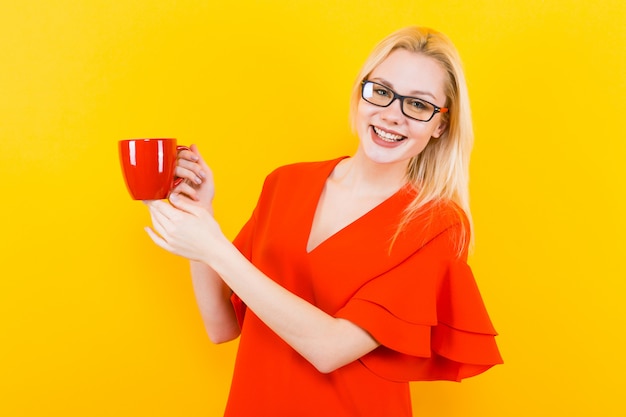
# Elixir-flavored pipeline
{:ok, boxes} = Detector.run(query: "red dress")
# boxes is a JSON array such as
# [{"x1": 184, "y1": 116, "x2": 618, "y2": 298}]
[{"x1": 225, "y1": 158, "x2": 502, "y2": 416}]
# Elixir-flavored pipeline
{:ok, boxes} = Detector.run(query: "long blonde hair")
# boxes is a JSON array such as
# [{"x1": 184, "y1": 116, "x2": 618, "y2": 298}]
[{"x1": 350, "y1": 27, "x2": 474, "y2": 255}]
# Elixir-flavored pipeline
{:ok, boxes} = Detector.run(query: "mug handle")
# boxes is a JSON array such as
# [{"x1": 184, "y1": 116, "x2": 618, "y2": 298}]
[{"x1": 173, "y1": 145, "x2": 191, "y2": 187}]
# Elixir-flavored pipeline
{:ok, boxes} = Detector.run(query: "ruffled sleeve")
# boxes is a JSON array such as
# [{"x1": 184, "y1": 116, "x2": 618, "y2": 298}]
[{"x1": 335, "y1": 224, "x2": 503, "y2": 382}]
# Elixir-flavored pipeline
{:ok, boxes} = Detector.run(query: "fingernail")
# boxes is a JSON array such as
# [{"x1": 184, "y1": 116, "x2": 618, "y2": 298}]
[{"x1": 169, "y1": 194, "x2": 178, "y2": 203}]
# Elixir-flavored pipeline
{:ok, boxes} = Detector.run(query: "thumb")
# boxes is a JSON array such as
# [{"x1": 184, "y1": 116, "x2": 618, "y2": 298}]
[{"x1": 168, "y1": 193, "x2": 202, "y2": 216}]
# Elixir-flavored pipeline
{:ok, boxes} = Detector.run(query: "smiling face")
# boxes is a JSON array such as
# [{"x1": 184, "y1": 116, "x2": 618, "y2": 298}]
[{"x1": 355, "y1": 48, "x2": 449, "y2": 168}]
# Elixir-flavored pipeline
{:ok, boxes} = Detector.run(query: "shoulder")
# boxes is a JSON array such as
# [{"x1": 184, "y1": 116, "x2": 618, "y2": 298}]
[
  {"x1": 268, "y1": 157, "x2": 346, "y2": 178},
  {"x1": 252, "y1": 157, "x2": 346, "y2": 208},
  {"x1": 264, "y1": 157, "x2": 347, "y2": 187},
  {"x1": 403, "y1": 197, "x2": 467, "y2": 230},
  {"x1": 396, "y1": 198, "x2": 470, "y2": 259},
  {"x1": 428, "y1": 199, "x2": 469, "y2": 230}
]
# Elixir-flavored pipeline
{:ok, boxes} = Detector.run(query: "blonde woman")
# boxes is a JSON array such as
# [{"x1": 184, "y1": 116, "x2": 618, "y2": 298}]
[{"x1": 145, "y1": 26, "x2": 502, "y2": 417}]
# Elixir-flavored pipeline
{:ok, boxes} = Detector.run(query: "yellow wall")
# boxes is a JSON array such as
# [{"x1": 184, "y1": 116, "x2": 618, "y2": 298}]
[{"x1": 1, "y1": 1, "x2": 624, "y2": 415}]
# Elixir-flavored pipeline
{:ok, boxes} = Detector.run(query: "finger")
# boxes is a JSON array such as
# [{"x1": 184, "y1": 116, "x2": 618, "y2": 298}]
[
  {"x1": 147, "y1": 199, "x2": 178, "y2": 224},
  {"x1": 147, "y1": 206, "x2": 169, "y2": 236},
  {"x1": 146, "y1": 205, "x2": 173, "y2": 239},
  {"x1": 177, "y1": 148, "x2": 200, "y2": 163},
  {"x1": 190, "y1": 145, "x2": 213, "y2": 179},
  {"x1": 144, "y1": 226, "x2": 176, "y2": 254},
  {"x1": 169, "y1": 193, "x2": 205, "y2": 216},
  {"x1": 170, "y1": 183, "x2": 199, "y2": 201},
  {"x1": 175, "y1": 162, "x2": 204, "y2": 185}
]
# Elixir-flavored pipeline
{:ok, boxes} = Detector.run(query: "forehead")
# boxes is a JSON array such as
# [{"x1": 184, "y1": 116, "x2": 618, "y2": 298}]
[{"x1": 369, "y1": 49, "x2": 447, "y2": 100}]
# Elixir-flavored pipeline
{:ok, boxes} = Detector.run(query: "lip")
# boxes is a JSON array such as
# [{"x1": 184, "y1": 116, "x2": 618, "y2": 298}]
[
  {"x1": 374, "y1": 125, "x2": 405, "y2": 139},
  {"x1": 371, "y1": 125, "x2": 406, "y2": 145}
]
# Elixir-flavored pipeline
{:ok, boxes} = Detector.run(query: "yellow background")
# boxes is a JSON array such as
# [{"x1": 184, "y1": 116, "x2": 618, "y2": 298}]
[{"x1": 1, "y1": 0, "x2": 624, "y2": 415}]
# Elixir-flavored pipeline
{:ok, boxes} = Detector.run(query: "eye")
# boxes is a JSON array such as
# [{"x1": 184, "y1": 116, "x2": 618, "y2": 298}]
[
  {"x1": 374, "y1": 87, "x2": 391, "y2": 97},
  {"x1": 407, "y1": 99, "x2": 427, "y2": 110}
]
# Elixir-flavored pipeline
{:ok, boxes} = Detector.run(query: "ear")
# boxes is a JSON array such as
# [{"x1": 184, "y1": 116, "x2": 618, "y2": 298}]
[{"x1": 432, "y1": 120, "x2": 447, "y2": 139}]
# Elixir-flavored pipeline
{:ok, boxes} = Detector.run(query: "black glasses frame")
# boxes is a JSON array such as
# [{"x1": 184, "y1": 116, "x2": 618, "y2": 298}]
[{"x1": 361, "y1": 80, "x2": 448, "y2": 122}]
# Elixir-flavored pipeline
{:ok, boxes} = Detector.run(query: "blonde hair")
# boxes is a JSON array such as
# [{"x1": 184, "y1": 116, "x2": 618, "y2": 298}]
[{"x1": 350, "y1": 26, "x2": 474, "y2": 255}]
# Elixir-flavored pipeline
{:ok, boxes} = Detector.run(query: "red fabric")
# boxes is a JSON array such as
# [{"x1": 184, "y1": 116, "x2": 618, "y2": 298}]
[{"x1": 225, "y1": 158, "x2": 502, "y2": 416}]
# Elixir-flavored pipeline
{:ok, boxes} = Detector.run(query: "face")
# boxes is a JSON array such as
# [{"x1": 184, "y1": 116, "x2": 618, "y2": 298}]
[{"x1": 355, "y1": 49, "x2": 448, "y2": 168}]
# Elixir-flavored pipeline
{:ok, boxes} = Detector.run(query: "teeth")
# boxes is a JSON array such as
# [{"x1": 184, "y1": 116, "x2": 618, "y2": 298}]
[{"x1": 374, "y1": 126, "x2": 404, "y2": 142}]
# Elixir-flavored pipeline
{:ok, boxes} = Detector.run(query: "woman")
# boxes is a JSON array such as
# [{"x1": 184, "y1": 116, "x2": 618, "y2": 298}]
[{"x1": 145, "y1": 26, "x2": 502, "y2": 416}]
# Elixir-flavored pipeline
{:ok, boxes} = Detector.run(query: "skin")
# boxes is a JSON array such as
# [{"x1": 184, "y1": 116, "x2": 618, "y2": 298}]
[{"x1": 144, "y1": 50, "x2": 449, "y2": 374}]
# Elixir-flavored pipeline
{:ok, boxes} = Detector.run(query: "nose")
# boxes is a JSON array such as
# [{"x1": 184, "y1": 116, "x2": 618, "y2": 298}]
[{"x1": 380, "y1": 97, "x2": 404, "y2": 123}]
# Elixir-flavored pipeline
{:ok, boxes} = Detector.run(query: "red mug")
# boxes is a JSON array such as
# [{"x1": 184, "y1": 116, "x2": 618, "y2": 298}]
[{"x1": 119, "y1": 138, "x2": 188, "y2": 200}]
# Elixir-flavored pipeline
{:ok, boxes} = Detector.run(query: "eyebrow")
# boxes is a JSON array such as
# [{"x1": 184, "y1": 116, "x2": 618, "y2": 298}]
[{"x1": 370, "y1": 77, "x2": 438, "y2": 101}]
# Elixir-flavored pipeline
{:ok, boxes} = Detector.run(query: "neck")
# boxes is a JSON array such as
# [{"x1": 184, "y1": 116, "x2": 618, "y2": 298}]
[{"x1": 331, "y1": 152, "x2": 409, "y2": 197}]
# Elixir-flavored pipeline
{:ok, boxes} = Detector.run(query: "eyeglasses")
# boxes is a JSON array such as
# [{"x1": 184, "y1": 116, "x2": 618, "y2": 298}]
[{"x1": 361, "y1": 80, "x2": 448, "y2": 122}]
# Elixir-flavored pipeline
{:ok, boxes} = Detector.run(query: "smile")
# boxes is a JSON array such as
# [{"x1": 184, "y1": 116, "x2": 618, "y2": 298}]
[{"x1": 373, "y1": 126, "x2": 406, "y2": 142}]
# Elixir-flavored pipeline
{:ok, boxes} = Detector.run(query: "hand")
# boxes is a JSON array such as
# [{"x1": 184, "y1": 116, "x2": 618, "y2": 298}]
[
  {"x1": 144, "y1": 195, "x2": 227, "y2": 264},
  {"x1": 170, "y1": 144, "x2": 215, "y2": 211}
]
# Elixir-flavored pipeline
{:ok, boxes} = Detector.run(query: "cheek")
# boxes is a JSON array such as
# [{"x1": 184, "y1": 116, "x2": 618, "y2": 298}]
[
  {"x1": 403, "y1": 126, "x2": 437, "y2": 155},
  {"x1": 355, "y1": 105, "x2": 374, "y2": 133},
  {"x1": 355, "y1": 104, "x2": 370, "y2": 123},
  {"x1": 408, "y1": 124, "x2": 435, "y2": 142},
  {"x1": 408, "y1": 137, "x2": 431, "y2": 156}
]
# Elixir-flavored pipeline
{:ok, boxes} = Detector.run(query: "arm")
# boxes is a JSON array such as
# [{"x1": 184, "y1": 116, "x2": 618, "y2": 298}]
[
  {"x1": 208, "y1": 235, "x2": 379, "y2": 373},
  {"x1": 145, "y1": 197, "x2": 379, "y2": 374},
  {"x1": 189, "y1": 261, "x2": 240, "y2": 344},
  {"x1": 159, "y1": 145, "x2": 240, "y2": 344}
]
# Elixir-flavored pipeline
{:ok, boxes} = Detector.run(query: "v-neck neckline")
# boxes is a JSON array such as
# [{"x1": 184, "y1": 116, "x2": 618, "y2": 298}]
[{"x1": 304, "y1": 158, "x2": 410, "y2": 255}]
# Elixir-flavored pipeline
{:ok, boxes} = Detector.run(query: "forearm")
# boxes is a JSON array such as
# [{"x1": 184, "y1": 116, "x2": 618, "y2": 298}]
[
  {"x1": 144, "y1": 197, "x2": 376, "y2": 369},
  {"x1": 207, "y1": 239, "x2": 379, "y2": 373},
  {"x1": 190, "y1": 260, "x2": 240, "y2": 343}
]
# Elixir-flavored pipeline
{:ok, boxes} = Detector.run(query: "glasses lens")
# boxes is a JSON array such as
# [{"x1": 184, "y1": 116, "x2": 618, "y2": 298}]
[
  {"x1": 363, "y1": 81, "x2": 436, "y2": 121},
  {"x1": 402, "y1": 98, "x2": 435, "y2": 121},
  {"x1": 362, "y1": 81, "x2": 393, "y2": 106}
]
